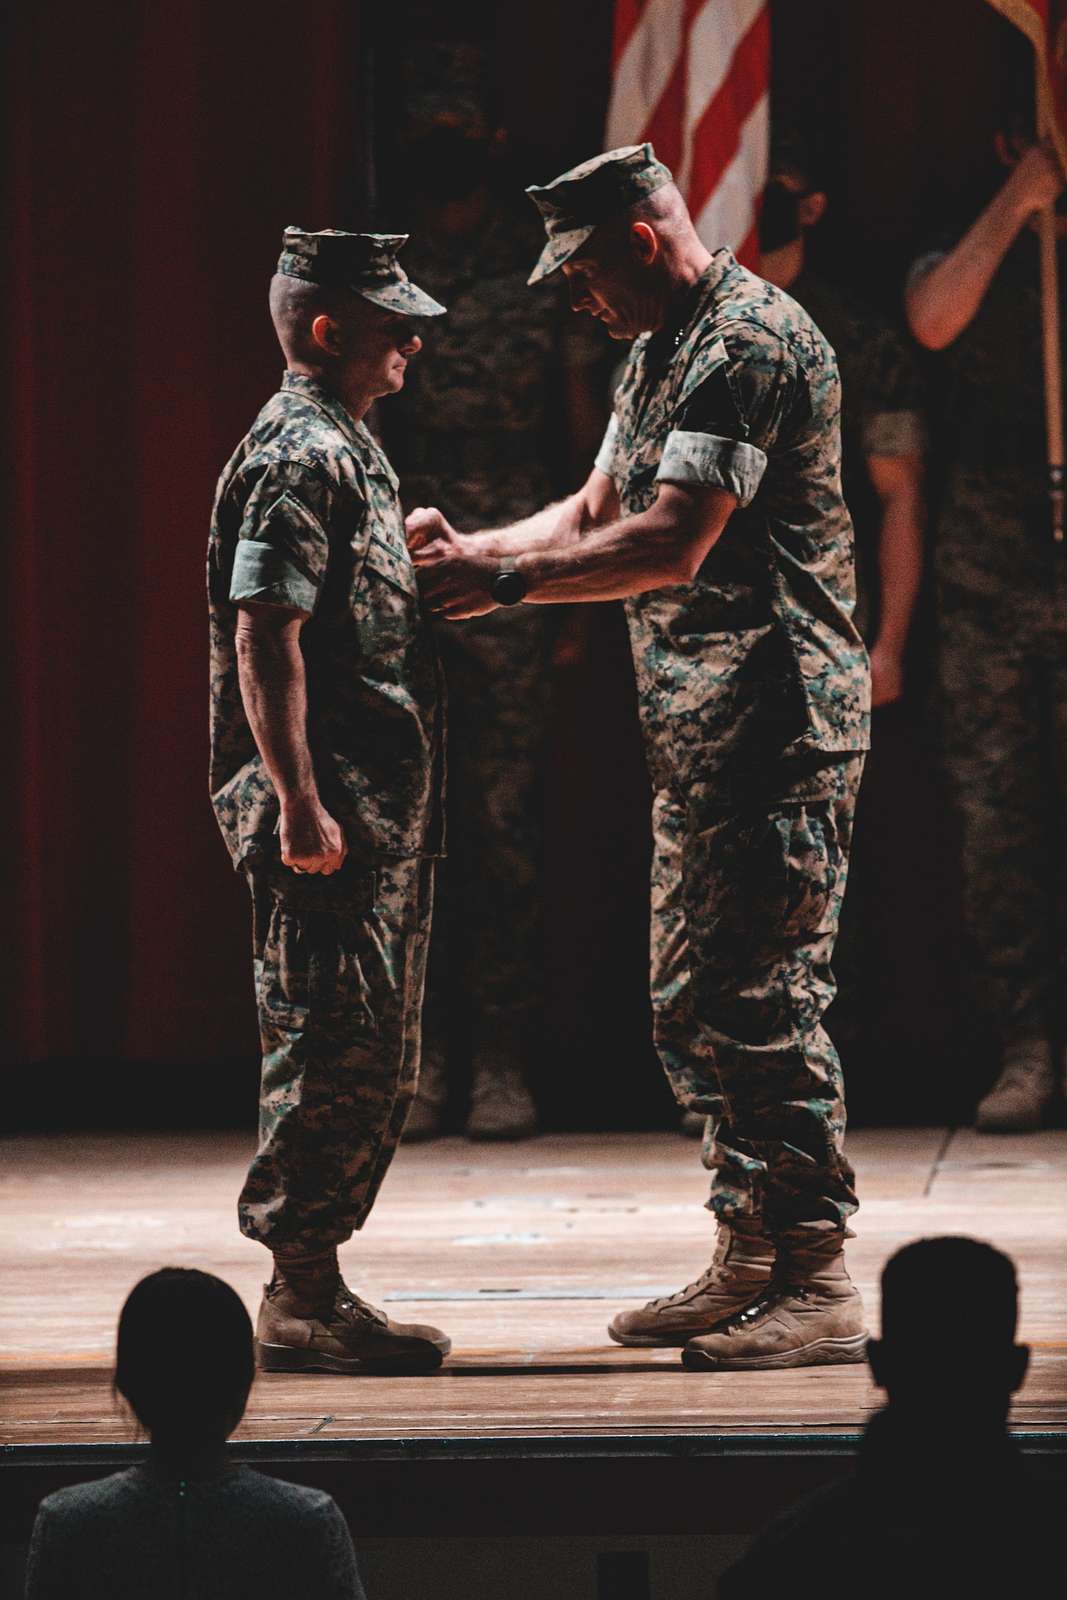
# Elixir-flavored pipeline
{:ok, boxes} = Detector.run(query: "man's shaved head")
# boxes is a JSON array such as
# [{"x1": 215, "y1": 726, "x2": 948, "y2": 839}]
[
  {"x1": 591, "y1": 181, "x2": 694, "y2": 258},
  {"x1": 268, "y1": 273, "x2": 364, "y2": 365},
  {"x1": 560, "y1": 181, "x2": 710, "y2": 340},
  {"x1": 268, "y1": 272, "x2": 424, "y2": 412}
]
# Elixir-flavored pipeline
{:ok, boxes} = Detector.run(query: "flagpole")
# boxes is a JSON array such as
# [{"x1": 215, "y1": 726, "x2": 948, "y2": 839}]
[
  {"x1": 1039, "y1": 203, "x2": 1064, "y2": 541},
  {"x1": 1039, "y1": 121, "x2": 1065, "y2": 543}
]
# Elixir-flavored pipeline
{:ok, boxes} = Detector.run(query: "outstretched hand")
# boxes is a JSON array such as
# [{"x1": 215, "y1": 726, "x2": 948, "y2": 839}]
[{"x1": 405, "y1": 505, "x2": 501, "y2": 620}]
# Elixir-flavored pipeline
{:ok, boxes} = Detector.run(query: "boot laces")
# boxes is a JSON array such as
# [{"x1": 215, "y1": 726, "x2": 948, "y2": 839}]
[
  {"x1": 648, "y1": 1236, "x2": 732, "y2": 1310},
  {"x1": 717, "y1": 1277, "x2": 812, "y2": 1333},
  {"x1": 336, "y1": 1287, "x2": 388, "y2": 1327}
]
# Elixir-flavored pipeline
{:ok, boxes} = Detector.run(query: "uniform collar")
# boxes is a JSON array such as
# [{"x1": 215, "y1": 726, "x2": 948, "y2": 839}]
[
  {"x1": 662, "y1": 248, "x2": 736, "y2": 347},
  {"x1": 281, "y1": 371, "x2": 365, "y2": 449}
]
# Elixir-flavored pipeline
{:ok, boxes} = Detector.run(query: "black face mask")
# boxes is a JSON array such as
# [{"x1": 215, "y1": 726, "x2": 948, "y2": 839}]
[
  {"x1": 403, "y1": 130, "x2": 493, "y2": 202},
  {"x1": 758, "y1": 180, "x2": 802, "y2": 253}
]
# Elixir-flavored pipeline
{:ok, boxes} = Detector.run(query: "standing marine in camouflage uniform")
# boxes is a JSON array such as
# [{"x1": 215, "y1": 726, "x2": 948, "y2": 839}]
[
  {"x1": 379, "y1": 50, "x2": 605, "y2": 1141},
  {"x1": 907, "y1": 126, "x2": 1067, "y2": 1131},
  {"x1": 409, "y1": 146, "x2": 871, "y2": 1371},
  {"x1": 208, "y1": 228, "x2": 451, "y2": 1372},
  {"x1": 756, "y1": 136, "x2": 926, "y2": 1116}
]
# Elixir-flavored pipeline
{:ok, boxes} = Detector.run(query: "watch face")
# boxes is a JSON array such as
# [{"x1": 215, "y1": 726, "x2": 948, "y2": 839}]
[{"x1": 491, "y1": 570, "x2": 527, "y2": 606}]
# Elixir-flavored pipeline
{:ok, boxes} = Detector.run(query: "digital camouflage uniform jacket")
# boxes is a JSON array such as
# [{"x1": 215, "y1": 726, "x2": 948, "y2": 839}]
[
  {"x1": 207, "y1": 373, "x2": 444, "y2": 866},
  {"x1": 595, "y1": 249, "x2": 870, "y2": 787}
]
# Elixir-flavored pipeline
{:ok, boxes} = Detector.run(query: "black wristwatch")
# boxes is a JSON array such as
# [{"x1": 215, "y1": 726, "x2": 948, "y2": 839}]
[{"x1": 490, "y1": 569, "x2": 528, "y2": 606}]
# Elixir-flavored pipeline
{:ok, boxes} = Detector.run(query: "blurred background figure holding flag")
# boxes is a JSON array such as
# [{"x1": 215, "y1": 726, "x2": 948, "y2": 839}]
[
  {"x1": 906, "y1": 5, "x2": 1067, "y2": 1133},
  {"x1": 605, "y1": 0, "x2": 769, "y2": 268}
]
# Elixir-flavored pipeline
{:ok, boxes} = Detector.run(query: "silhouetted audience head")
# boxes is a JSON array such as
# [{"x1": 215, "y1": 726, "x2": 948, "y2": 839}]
[
  {"x1": 115, "y1": 1268, "x2": 255, "y2": 1453},
  {"x1": 867, "y1": 1237, "x2": 1028, "y2": 1425}
]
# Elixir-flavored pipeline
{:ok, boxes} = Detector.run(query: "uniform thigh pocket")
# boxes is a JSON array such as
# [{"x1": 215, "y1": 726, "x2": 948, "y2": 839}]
[
  {"x1": 257, "y1": 867, "x2": 381, "y2": 1035},
  {"x1": 682, "y1": 798, "x2": 837, "y2": 963}
]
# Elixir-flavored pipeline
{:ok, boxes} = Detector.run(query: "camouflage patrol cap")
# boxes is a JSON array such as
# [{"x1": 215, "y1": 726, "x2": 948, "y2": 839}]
[
  {"x1": 526, "y1": 143, "x2": 674, "y2": 285},
  {"x1": 277, "y1": 228, "x2": 446, "y2": 317}
]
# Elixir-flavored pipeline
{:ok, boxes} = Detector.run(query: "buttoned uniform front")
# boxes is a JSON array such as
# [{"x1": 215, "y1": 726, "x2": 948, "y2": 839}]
[
  {"x1": 594, "y1": 250, "x2": 870, "y2": 1230},
  {"x1": 208, "y1": 371, "x2": 445, "y2": 1252}
]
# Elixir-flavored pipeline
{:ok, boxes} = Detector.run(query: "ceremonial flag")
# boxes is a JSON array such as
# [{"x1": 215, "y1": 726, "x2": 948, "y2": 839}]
[{"x1": 605, "y1": 0, "x2": 770, "y2": 268}]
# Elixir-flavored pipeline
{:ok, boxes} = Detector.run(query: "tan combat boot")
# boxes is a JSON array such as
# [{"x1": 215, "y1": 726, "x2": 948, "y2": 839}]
[
  {"x1": 402, "y1": 1047, "x2": 449, "y2": 1142},
  {"x1": 682, "y1": 1228, "x2": 867, "y2": 1370},
  {"x1": 975, "y1": 1039, "x2": 1055, "y2": 1133},
  {"x1": 464, "y1": 1052, "x2": 538, "y2": 1141},
  {"x1": 255, "y1": 1250, "x2": 451, "y2": 1374},
  {"x1": 607, "y1": 1218, "x2": 775, "y2": 1347}
]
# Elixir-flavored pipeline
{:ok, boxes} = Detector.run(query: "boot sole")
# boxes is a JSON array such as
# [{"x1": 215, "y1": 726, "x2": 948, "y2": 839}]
[
  {"x1": 681, "y1": 1332, "x2": 869, "y2": 1372},
  {"x1": 608, "y1": 1325, "x2": 714, "y2": 1349},
  {"x1": 255, "y1": 1339, "x2": 447, "y2": 1375}
]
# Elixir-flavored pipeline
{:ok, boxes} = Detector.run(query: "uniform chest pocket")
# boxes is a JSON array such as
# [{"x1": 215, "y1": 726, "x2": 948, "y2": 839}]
[{"x1": 364, "y1": 533, "x2": 419, "y2": 598}]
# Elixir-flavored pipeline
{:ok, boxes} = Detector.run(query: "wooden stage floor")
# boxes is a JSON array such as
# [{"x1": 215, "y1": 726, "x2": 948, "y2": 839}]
[{"x1": 3, "y1": 1125, "x2": 1066, "y2": 1456}]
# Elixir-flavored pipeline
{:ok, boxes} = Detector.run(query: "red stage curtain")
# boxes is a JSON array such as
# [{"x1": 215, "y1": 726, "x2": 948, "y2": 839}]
[{"x1": 8, "y1": 1, "x2": 364, "y2": 1065}]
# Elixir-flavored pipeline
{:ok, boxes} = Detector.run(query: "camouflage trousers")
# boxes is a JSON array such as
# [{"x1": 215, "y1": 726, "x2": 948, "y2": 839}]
[
  {"x1": 422, "y1": 605, "x2": 548, "y2": 1060},
  {"x1": 650, "y1": 755, "x2": 864, "y2": 1231},
  {"x1": 238, "y1": 855, "x2": 434, "y2": 1252},
  {"x1": 938, "y1": 595, "x2": 1067, "y2": 1047}
]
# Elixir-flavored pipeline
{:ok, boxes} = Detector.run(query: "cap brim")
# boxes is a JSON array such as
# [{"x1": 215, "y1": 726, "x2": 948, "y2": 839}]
[
  {"x1": 358, "y1": 281, "x2": 447, "y2": 317},
  {"x1": 527, "y1": 224, "x2": 597, "y2": 286}
]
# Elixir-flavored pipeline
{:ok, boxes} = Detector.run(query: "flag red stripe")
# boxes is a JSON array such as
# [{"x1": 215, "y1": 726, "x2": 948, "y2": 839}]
[
  {"x1": 634, "y1": 0, "x2": 705, "y2": 174},
  {"x1": 611, "y1": 0, "x2": 645, "y2": 71},
  {"x1": 734, "y1": 221, "x2": 760, "y2": 271},
  {"x1": 686, "y1": 6, "x2": 770, "y2": 222}
]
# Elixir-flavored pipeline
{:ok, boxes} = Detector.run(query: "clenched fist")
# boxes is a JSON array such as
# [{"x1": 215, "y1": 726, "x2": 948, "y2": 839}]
[{"x1": 280, "y1": 797, "x2": 348, "y2": 874}]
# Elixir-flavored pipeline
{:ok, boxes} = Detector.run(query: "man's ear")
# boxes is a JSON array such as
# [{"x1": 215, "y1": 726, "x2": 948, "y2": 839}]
[
  {"x1": 310, "y1": 312, "x2": 341, "y2": 355},
  {"x1": 630, "y1": 220, "x2": 659, "y2": 266},
  {"x1": 798, "y1": 190, "x2": 828, "y2": 229}
]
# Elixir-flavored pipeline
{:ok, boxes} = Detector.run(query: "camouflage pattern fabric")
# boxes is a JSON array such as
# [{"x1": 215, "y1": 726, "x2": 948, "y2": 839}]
[
  {"x1": 938, "y1": 601, "x2": 1066, "y2": 1048},
  {"x1": 238, "y1": 855, "x2": 434, "y2": 1250},
  {"x1": 597, "y1": 248, "x2": 871, "y2": 788},
  {"x1": 910, "y1": 234, "x2": 1067, "y2": 1047},
  {"x1": 277, "y1": 228, "x2": 446, "y2": 319},
  {"x1": 526, "y1": 142, "x2": 673, "y2": 284},
  {"x1": 595, "y1": 248, "x2": 869, "y2": 1227},
  {"x1": 787, "y1": 272, "x2": 926, "y2": 640},
  {"x1": 208, "y1": 372, "x2": 445, "y2": 867},
  {"x1": 652, "y1": 756, "x2": 863, "y2": 1228},
  {"x1": 208, "y1": 373, "x2": 443, "y2": 1249},
  {"x1": 381, "y1": 204, "x2": 600, "y2": 1060}
]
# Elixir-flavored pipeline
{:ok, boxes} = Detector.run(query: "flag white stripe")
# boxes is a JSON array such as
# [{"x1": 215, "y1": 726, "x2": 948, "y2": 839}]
[
  {"x1": 606, "y1": 0, "x2": 687, "y2": 150},
  {"x1": 676, "y1": 0, "x2": 766, "y2": 195},
  {"x1": 692, "y1": 93, "x2": 769, "y2": 253}
]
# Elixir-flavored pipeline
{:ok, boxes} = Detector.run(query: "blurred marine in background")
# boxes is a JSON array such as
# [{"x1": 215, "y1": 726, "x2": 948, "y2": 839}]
[
  {"x1": 907, "y1": 113, "x2": 1067, "y2": 1133},
  {"x1": 379, "y1": 44, "x2": 607, "y2": 1141}
]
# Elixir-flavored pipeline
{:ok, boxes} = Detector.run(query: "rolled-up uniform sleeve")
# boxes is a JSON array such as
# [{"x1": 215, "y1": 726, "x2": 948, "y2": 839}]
[
  {"x1": 656, "y1": 430, "x2": 768, "y2": 505},
  {"x1": 230, "y1": 461, "x2": 351, "y2": 616},
  {"x1": 655, "y1": 332, "x2": 794, "y2": 507}
]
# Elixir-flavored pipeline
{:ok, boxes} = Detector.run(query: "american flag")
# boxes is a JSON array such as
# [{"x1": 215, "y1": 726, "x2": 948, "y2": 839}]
[{"x1": 605, "y1": 0, "x2": 770, "y2": 269}]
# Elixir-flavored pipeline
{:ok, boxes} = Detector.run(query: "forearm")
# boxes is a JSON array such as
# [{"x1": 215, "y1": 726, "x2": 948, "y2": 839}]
[
  {"x1": 461, "y1": 495, "x2": 584, "y2": 560},
  {"x1": 513, "y1": 508, "x2": 686, "y2": 603},
  {"x1": 873, "y1": 491, "x2": 924, "y2": 652},
  {"x1": 236, "y1": 629, "x2": 318, "y2": 806},
  {"x1": 907, "y1": 183, "x2": 1028, "y2": 349}
]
